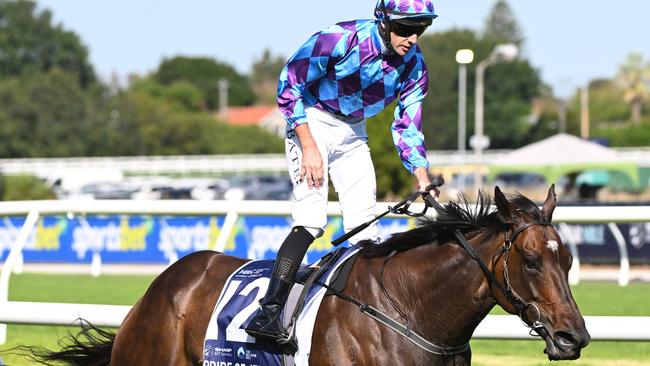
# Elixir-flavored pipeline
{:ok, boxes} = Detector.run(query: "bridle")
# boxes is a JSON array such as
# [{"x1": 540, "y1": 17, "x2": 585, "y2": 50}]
[{"x1": 452, "y1": 220, "x2": 555, "y2": 337}]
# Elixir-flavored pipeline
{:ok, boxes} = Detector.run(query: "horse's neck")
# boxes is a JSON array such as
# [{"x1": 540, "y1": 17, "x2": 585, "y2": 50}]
[{"x1": 387, "y1": 235, "x2": 499, "y2": 346}]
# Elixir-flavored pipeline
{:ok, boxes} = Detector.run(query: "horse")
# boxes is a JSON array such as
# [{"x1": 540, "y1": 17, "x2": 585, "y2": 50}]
[{"x1": 24, "y1": 185, "x2": 590, "y2": 365}]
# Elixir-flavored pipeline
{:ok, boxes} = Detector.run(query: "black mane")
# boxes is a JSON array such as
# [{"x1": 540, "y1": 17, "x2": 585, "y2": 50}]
[{"x1": 358, "y1": 190, "x2": 543, "y2": 258}]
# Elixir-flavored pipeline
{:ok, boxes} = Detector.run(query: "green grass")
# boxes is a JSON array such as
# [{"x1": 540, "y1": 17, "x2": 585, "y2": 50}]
[
  {"x1": 7, "y1": 273, "x2": 156, "y2": 305},
  {"x1": 487, "y1": 282, "x2": 650, "y2": 316},
  {"x1": 1, "y1": 273, "x2": 155, "y2": 366},
  {"x1": 0, "y1": 275, "x2": 649, "y2": 365}
]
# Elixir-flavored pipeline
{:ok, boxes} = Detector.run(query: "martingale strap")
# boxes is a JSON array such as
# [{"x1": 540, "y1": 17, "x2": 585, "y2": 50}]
[
  {"x1": 315, "y1": 281, "x2": 470, "y2": 356},
  {"x1": 359, "y1": 304, "x2": 470, "y2": 356}
]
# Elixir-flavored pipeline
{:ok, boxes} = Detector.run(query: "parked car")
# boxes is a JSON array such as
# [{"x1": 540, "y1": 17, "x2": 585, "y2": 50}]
[
  {"x1": 47, "y1": 168, "x2": 124, "y2": 199},
  {"x1": 68, "y1": 182, "x2": 135, "y2": 200},
  {"x1": 224, "y1": 175, "x2": 292, "y2": 201},
  {"x1": 130, "y1": 178, "x2": 179, "y2": 200},
  {"x1": 190, "y1": 179, "x2": 230, "y2": 200}
]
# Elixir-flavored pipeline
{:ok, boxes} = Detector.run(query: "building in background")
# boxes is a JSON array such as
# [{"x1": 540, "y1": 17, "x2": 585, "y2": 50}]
[{"x1": 219, "y1": 106, "x2": 285, "y2": 138}]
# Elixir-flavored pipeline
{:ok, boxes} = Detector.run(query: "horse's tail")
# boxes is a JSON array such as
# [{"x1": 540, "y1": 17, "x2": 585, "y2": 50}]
[{"x1": 14, "y1": 320, "x2": 114, "y2": 366}]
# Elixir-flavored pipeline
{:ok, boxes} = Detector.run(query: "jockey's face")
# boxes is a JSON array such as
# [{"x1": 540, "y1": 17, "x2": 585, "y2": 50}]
[
  {"x1": 390, "y1": 31, "x2": 418, "y2": 56},
  {"x1": 386, "y1": 22, "x2": 427, "y2": 56}
]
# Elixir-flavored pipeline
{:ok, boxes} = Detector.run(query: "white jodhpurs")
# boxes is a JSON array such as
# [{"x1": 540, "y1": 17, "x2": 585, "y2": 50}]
[{"x1": 285, "y1": 107, "x2": 379, "y2": 244}]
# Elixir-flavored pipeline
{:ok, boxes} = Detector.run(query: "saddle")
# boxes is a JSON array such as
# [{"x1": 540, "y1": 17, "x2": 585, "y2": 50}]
[
  {"x1": 202, "y1": 246, "x2": 360, "y2": 366},
  {"x1": 295, "y1": 246, "x2": 358, "y2": 293}
]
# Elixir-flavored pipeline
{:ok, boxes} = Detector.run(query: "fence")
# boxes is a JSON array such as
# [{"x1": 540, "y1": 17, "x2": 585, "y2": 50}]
[
  {"x1": 1, "y1": 301, "x2": 649, "y2": 341},
  {"x1": 1, "y1": 200, "x2": 650, "y2": 344}
]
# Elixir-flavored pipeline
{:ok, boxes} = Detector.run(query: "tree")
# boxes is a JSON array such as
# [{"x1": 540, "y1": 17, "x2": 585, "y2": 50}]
[
  {"x1": 0, "y1": 175, "x2": 54, "y2": 200},
  {"x1": 0, "y1": 0, "x2": 95, "y2": 87},
  {"x1": 595, "y1": 123, "x2": 650, "y2": 147},
  {"x1": 0, "y1": 68, "x2": 91, "y2": 157},
  {"x1": 584, "y1": 79, "x2": 628, "y2": 125},
  {"x1": 153, "y1": 56, "x2": 255, "y2": 109},
  {"x1": 483, "y1": 0, "x2": 525, "y2": 47},
  {"x1": 417, "y1": 29, "x2": 545, "y2": 150},
  {"x1": 482, "y1": 59, "x2": 546, "y2": 148},
  {"x1": 367, "y1": 106, "x2": 415, "y2": 199},
  {"x1": 86, "y1": 85, "x2": 283, "y2": 157},
  {"x1": 616, "y1": 53, "x2": 650, "y2": 124},
  {"x1": 129, "y1": 78, "x2": 205, "y2": 112},
  {"x1": 417, "y1": 29, "x2": 481, "y2": 150},
  {"x1": 250, "y1": 49, "x2": 286, "y2": 104}
]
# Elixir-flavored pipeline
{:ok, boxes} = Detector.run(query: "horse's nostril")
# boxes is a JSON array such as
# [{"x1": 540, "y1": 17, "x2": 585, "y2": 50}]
[{"x1": 554, "y1": 331, "x2": 580, "y2": 349}]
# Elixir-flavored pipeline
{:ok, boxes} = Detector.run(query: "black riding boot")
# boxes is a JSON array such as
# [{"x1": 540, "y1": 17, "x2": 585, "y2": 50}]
[
  {"x1": 245, "y1": 226, "x2": 314, "y2": 342},
  {"x1": 244, "y1": 264, "x2": 295, "y2": 342}
]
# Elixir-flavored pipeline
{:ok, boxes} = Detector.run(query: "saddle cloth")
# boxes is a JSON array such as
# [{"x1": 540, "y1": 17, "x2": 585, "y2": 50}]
[{"x1": 202, "y1": 246, "x2": 359, "y2": 366}]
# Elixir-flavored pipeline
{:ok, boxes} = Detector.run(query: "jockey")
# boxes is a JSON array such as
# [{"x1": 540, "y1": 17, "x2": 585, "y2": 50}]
[{"x1": 246, "y1": 0, "x2": 440, "y2": 343}]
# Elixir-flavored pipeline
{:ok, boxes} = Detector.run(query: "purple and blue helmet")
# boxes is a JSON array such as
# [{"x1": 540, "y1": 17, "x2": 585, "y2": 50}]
[{"x1": 374, "y1": 0, "x2": 438, "y2": 26}]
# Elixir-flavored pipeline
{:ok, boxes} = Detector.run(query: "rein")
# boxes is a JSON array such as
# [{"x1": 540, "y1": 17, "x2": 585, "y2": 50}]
[{"x1": 452, "y1": 221, "x2": 554, "y2": 336}]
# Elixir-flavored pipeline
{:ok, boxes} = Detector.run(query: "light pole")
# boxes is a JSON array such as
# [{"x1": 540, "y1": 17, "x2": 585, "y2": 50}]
[
  {"x1": 218, "y1": 78, "x2": 229, "y2": 120},
  {"x1": 456, "y1": 49, "x2": 474, "y2": 192},
  {"x1": 473, "y1": 43, "x2": 519, "y2": 192}
]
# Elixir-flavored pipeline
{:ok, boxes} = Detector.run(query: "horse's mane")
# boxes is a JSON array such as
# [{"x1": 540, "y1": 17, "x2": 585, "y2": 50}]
[{"x1": 359, "y1": 190, "x2": 543, "y2": 258}]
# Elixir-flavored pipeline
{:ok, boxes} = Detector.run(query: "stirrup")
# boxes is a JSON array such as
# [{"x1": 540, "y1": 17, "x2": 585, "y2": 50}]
[
  {"x1": 278, "y1": 336, "x2": 298, "y2": 354},
  {"x1": 245, "y1": 316, "x2": 289, "y2": 342},
  {"x1": 246, "y1": 328, "x2": 288, "y2": 342}
]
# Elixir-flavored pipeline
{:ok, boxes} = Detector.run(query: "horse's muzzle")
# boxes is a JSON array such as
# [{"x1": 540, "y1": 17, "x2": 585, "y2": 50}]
[{"x1": 543, "y1": 329, "x2": 591, "y2": 360}]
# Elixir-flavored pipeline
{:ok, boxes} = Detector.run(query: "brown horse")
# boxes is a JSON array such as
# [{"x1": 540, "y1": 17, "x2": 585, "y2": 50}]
[{"x1": 27, "y1": 185, "x2": 589, "y2": 365}]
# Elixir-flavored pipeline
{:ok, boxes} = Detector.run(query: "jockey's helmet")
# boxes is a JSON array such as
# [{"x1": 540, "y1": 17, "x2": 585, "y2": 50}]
[{"x1": 374, "y1": 0, "x2": 438, "y2": 27}]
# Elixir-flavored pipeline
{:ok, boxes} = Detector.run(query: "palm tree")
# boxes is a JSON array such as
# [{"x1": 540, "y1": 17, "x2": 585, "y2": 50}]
[{"x1": 616, "y1": 53, "x2": 650, "y2": 124}]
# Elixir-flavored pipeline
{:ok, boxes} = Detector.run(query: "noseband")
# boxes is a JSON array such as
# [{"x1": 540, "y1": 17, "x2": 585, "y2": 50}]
[{"x1": 452, "y1": 221, "x2": 554, "y2": 337}]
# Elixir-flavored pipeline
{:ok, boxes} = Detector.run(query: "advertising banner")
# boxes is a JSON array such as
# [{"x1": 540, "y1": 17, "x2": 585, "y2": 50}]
[
  {"x1": 1, "y1": 216, "x2": 648, "y2": 265},
  {"x1": 0, "y1": 215, "x2": 412, "y2": 264}
]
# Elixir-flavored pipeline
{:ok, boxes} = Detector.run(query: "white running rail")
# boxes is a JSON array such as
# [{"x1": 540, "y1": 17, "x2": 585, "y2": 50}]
[{"x1": 1, "y1": 200, "x2": 649, "y2": 345}]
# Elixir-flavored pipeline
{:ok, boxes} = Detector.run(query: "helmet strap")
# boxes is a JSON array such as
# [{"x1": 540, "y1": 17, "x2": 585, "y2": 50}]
[
  {"x1": 378, "y1": 0, "x2": 395, "y2": 54},
  {"x1": 379, "y1": 20, "x2": 395, "y2": 54}
]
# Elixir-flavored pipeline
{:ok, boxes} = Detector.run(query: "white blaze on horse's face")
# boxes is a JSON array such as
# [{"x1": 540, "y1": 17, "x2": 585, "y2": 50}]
[{"x1": 546, "y1": 240, "x2": 559, "y2": 253}]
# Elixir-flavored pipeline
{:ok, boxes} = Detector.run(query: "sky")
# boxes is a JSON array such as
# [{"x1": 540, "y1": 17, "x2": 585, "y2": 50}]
[{"x1": 37, "y1": 0, "x2": 650, "y2": 98}]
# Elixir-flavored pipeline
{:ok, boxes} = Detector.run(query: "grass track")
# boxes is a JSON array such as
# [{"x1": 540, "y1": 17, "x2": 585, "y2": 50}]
[{"x1": 0, "y1": 274, "x2": 648, "y2": 365}]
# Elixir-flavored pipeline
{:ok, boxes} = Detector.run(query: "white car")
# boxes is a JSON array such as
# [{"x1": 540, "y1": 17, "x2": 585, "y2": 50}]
[{"x1": 190, "y1": 179, "x2": 230, "y2": 200}]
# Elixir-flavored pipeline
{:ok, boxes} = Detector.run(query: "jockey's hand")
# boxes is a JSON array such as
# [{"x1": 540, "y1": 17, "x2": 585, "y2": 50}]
[
  {"x1": 294, "y1": 124, "x2": 324, "y2": 189},
  {"x1": 300, "y1": 144, "x2": 324, "y2": 189},
  {"x1": 414, "y1": 167, "x2": 440, "y2": 201}
]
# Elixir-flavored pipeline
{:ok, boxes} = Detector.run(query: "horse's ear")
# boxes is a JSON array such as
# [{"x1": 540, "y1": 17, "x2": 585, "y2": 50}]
[
  {"x1": 541, "y1": 184, "x2": 557, "y2": 222},
  {"x1": 494, "y1": 186, "x2": 514, "y2": 221}
]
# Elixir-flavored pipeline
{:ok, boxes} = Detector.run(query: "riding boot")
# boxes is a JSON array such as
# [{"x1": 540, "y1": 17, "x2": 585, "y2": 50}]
[
  {"x1": 244, "y1": 265, "x2": 295, "y2": 342},
  {"x1": 245, "y1": 226, "x2": 315, "y2": 342}
]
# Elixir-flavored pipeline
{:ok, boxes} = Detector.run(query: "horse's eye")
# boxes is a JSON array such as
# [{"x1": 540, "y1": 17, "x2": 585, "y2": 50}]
[{"x1": 523, "y1": 257, "x2": 540, "y2": 271}]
